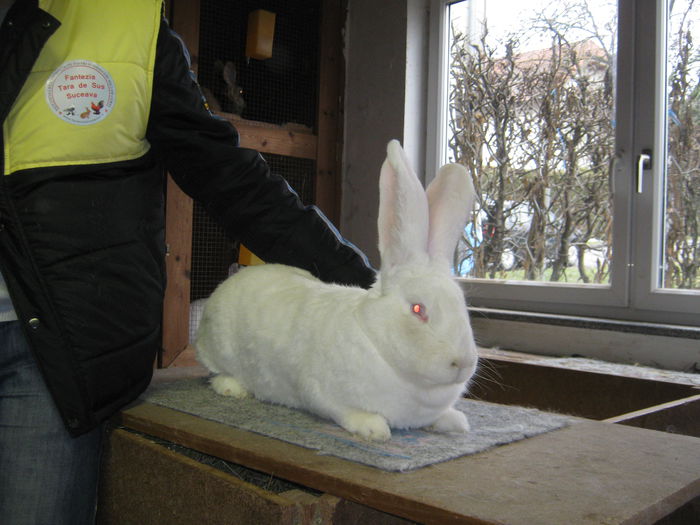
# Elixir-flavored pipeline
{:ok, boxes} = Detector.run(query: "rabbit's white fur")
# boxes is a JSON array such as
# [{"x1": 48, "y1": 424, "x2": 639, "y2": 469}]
[{"x1": 196, "y1": 140, "x2": 477, "y2": 441}]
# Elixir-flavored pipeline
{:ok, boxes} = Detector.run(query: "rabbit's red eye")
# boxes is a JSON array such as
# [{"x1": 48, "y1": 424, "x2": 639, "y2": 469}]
[{"x1": 411, "y1": 303, "x2": 428, "y2": 322}]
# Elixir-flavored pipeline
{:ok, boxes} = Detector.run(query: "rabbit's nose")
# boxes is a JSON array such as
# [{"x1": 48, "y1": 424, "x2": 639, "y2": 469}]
[
  {"x1": 451, "y1": 356, "x2": 468, "y2": 369},
  {"x1": 451, "y1": 357, "x2": 474, "y2": 373},
  {"x1": 453, "y1": 359, "x2": 476, "y2": 383},
  {"x1": 452, "y1": 344, "x2": 476, "y2": 368},
  {"x1": 451, "y1": 348, "x2": 477, "y2": 378}
]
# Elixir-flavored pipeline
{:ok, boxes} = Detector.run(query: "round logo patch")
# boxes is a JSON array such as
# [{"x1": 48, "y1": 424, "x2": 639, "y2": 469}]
[{"x1": 45, "y1": 60, "x2": 116, "y2": 125}]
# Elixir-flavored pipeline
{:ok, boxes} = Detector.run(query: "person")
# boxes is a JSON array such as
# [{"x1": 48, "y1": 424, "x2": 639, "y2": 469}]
[{"x1": 0, "y1": 1, "x2": 375, "y2": 524}]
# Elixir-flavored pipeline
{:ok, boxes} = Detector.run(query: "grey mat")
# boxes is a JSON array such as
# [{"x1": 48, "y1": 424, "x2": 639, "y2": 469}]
[{"x1": 142, "y1": 377, "x2": 577, "y2": 472}]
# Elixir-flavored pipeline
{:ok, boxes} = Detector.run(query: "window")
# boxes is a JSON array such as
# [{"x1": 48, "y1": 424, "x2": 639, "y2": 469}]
[{"x1": 428, "y1": 0, "x2": 700, "y2": 327}]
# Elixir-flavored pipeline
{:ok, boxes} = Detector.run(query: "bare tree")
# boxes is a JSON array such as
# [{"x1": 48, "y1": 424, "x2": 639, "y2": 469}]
[
  {"x1": 665, "y1": 0, "x2": 700, "y2": 289},
  {"x1": 450, "y1": 0, "x2": 698, "y2": 289},
  {"x1": 450, "y1": 31, "x2": 528, "y2": 278},
  {"x1": 450, "y1": 0, "x2": 616, "y2": 284}
]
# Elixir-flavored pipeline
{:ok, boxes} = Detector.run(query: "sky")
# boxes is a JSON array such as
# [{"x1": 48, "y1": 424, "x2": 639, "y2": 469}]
[
  {"x1": 448, "y1": 0, "x2": 618, "y2": 52},
  {"x1": 449, "y1": 0, "x2": 699, "y2": 54}
]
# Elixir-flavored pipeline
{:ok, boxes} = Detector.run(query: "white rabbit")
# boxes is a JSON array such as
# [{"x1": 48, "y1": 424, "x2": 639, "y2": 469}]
[{"x1": 196, "y1": 140, "x2": 478, "y2": 441}]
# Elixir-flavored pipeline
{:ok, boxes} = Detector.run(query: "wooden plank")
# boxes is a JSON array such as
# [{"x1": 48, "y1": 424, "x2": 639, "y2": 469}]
[
  {"x1": 168, "y1": 344, "x2": 199, "y2": 368},
  {"x1": 478, "y1": 347, "x2": 700, "y2": 386},
  {"x1": 605, "y1": 394, "x2": 700, "y2": 438},
  {"x1": 98, "y1": 429, "x2": 303, "y2": 525},
  {"x1": 99, "y1": 428, "x2": 415, "y2": 525},
  {"x1": 314, "y1": 0, "x2": 345, "y2": 222},
  {"x1": 216, "y1": 113, "x2": 318, "y2": 160},
  {"x1": 160, "y1": 1, "x2": 200, "y2": 367},
  {"x1": 170, "y1": 0, "x2": 200, "y2": 74},
  {"x1": 117, "y1": 394, "x2": 700, "y2": 525},
  {"x1": 161, "y1": 177, "x2": 193, "y2": 367},
  {"x1": 150, "y1": 364, "x2": 209, "y2": 383},
  {"x1": 471, "y1": 354, "x2": 697, "y2": 420}
]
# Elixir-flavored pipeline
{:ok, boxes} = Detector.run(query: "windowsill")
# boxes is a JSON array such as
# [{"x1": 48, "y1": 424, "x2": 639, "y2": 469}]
[
  {"x1": 468, "y1": 307, "x2": 700, "y2": 372},
  {"x1": 468, "y1": 307, "x2": 700, "y2": 339}
]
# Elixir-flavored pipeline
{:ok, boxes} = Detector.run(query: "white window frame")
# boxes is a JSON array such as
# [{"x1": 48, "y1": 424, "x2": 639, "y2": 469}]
[
  {"x1": 631, "y1": 0, "x2": 700, "y2": 319},
  {"x1": 427, "y1": 0, "x2": 700, "y2": 328}
]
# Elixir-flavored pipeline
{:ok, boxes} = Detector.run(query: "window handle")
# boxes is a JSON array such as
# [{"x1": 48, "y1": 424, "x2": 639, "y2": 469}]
[{"x1": 637, "y1": 150, "x2": 652, "y2": 193}]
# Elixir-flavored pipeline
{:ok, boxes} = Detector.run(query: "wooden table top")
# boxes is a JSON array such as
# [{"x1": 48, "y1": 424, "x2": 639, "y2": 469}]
[{"x1": 117, "y1": 368, "x2": 700, "y2": 525}]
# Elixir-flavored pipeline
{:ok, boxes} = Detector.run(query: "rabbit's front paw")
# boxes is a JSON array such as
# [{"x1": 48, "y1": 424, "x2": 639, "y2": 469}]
[
  {"x1": 431, "y1": 407, "x2": 470, "y2": 433},
  {"x1": 340, "y1": 410, "x2": 391, "y2": 441},
  {"x1": 210, "y1": 375, "x2": 249, "y2": 399}
]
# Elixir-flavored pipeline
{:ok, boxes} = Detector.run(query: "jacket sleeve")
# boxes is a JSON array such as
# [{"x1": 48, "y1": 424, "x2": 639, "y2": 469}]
[{"x1": 146, "y1": 18, "x2": 376, "y2": 289}]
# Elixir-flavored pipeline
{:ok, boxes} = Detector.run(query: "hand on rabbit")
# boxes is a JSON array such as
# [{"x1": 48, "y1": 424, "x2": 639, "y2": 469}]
[{"x1": 196, "y1": 140, "x2": 478, "y2": 441}]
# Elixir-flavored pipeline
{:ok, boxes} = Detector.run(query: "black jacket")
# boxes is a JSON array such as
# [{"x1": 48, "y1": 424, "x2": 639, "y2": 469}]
[{"x1": 0, "y1": 1, "x2": 374, "y2": 436}]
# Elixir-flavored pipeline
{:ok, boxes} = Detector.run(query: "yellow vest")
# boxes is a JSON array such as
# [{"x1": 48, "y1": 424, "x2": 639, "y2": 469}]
[{"x1": 3, "y1": 0, "x2": 161, "y2": 175}]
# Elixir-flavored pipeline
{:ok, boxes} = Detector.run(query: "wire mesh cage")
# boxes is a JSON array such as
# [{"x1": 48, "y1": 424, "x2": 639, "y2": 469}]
[
  {"x1": 189, "y1": 154, "x2": 317, "y2": 303},
  {"x1": 197, "y1": 0, "x2": 320, "y2": 128},
  {"x1": 264, "y1": 153, "x2": 316, "y2": 205},
  {"x1": 188, "y1": 0, "x2": 322, "y2": 307},
  {"x1": 190, "y1": 203, "x2": 238, "y2": 303}
]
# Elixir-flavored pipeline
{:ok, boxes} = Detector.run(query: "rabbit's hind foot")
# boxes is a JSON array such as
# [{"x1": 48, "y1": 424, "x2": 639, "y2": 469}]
[
  {"x1": 430, "y1": 406, "x2": 470, "y2": 434},
  {"x1": 210, "y1": 374, "x2": 249, "y2": 399},
  {"x1": 339, "y1": 410, "x2": 392, "y2": 442}
]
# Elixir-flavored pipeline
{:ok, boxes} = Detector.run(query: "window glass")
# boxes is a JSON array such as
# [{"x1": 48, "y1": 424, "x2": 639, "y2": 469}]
[
  {"x1": 447, "y1": 0, "x2": 618, "y2": 285},
  {"x1": 661, "y1": 0, "x2": 700, "y2": 290}
]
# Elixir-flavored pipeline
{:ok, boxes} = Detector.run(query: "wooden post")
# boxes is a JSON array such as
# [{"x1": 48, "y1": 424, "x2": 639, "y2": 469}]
[
  {"x1": 160, "y1": 0, "x2": 200, "y2": 367},
  {"x1": 315, "y1": 0, "x2": 345, "y2": 224}
]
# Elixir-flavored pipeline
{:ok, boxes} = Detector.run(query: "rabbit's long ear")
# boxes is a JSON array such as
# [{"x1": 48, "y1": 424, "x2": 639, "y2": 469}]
[
  {"x1": 223, "y1": 61, "x2": 237, "y2": 85},
  {"x1": 426, "y1": 163, "x2": 475, "y2": 266},
  {"x1": 378, "y1": 140, "x2": 430, "y2": 271}
]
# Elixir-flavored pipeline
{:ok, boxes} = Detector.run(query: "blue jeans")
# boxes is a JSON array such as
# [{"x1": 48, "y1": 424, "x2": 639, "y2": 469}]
[{"x1": 0, "y1": 321, "x2": 103, "y2": 525}]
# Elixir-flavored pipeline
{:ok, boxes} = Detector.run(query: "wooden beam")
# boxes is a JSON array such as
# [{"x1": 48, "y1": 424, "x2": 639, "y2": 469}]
[
  {"x1": 216, "y1": 113, "x2": 318, "y2": 160},
  {"x1": 169, "y1": 0, "x2": 200, "y2": 74},
  {"x1": 161, "y1": 178, "x2": 193, "y2": 368},
  {"x1": 160, "y1": 0, "x2": 200, "y2": 367},
  {"x1": 605, "y1": 393, "x2": 700, "y2": 437},
  {"x1": 315, "y1": 0, "x2": 346, "y2": 223}
]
